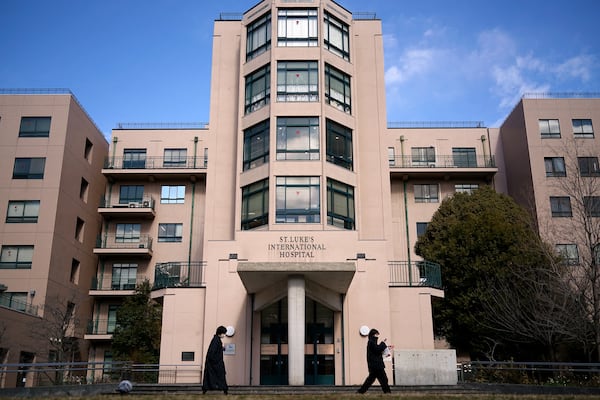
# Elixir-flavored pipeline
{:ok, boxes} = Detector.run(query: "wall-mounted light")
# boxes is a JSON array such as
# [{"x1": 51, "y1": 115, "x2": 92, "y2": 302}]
[
  {"x1": 29, "y1": 290, "x2": 36, "y2": 297},
  {"x1": 226, "y1": 326, "x2": 235, "y2": 337},
  {"x1": 359, "y1": 325, "x2": 370, "y2": 336}
]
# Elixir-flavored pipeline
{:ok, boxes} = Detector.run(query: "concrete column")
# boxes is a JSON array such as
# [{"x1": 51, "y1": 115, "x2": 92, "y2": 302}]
[{"x1": 287, "y1": 275, "x2": 305, "y2": 385}]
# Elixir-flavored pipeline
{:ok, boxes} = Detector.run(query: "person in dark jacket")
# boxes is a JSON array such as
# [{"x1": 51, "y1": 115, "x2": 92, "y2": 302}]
[
  {"x1": 202, "y1": 325, "x2": 228, "y2": 395},
  {"x1": 357, "y1": 328, "x2": 391, "y2": 394}
]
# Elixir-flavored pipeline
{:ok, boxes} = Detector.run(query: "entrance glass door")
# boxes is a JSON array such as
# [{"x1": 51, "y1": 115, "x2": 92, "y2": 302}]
[
  {"x1": 305, "y1": 298, "x2": 335, "y2": 385},
  {"x1": 260, "y1": 299, "x2": 288, "y2": 385}
]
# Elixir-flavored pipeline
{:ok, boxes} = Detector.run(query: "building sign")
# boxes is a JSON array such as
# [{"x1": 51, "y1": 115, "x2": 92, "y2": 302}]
[{"x1": 268, "y1": 235, "x2": 326, "y2": 258}]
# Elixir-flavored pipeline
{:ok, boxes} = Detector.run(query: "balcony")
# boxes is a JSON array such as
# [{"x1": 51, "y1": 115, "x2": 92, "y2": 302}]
[
  {"x1": 89, "y1": 276, "x2": 147, "y2": 296},
  {"x1": 153, "y1": 261, "x2": 206, "y2": 290},
  {"x1": 0, "y1": 293, "x2": 39, "y2": 316},
  {"x1": 85, "y1": 319, "x2": 114, "y2": 340},
  {"x1": 102, "y1": 156, "x2": 207, "y2": 181},
  {"x1": 98, "y1": 197, "x2": 156, "y2": 219},
  {"x1": 389, "y1": 155, "x2": 497, "y2": 180},
  {"x1": 389, "y1": 260, "x2": 442, "y2": 289},
  {"x1": 93, "y1": 234, "x2": 153, "y2": 258}
]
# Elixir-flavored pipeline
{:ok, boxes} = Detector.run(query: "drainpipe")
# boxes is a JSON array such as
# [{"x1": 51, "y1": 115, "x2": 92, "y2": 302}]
[
  {"x1": 188, "y1": 137, "x2": 199, "y2": 271},
  {"x1": 249, "y1": 294, "x2": 255, "y2": 385},
  {"x1": 340, "y1": 293, "x2": 346, "y2": 385},
  {"x1": 403, "y1": 180, "x2": 412, "y2": 282},
  {"x1": 111, "y1": 137, "x2": 118, "y2": 167}
]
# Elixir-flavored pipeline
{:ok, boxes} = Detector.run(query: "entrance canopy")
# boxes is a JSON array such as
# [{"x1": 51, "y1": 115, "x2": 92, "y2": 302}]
[{"x1": 237, "y1": 262, "x2": 355, "y2": 295}]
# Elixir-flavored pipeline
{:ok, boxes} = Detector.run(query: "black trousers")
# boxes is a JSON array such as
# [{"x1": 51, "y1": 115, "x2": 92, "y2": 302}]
[{"x1": 357, "y1": 368, "x2": 391, "y2": 393}]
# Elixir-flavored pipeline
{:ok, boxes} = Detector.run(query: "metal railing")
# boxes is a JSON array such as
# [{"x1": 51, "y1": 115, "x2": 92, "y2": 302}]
[
  {"x1": 95, "y1": 234, "x2": 153, "y2": 251},
  {"x1": 115, "y1": 122, "x2": 208, "y2": 130},
  {"x1": 104, "y1": 156, "x2": 207, "y2": 170},
  {"x1": 86, "y1": 319, "x2": 115, "y2": 335},
  {"x1": 389, "y1": 155, "x2": 496, "y2": 169},
  {"x1": 0, "y1": 293, "x2": 39, "y2": 316},
  {"x1": 389, "y1": 260, "x2": 442, "y2": 289},
  {"x1": 90, "y1": 276, "x2": 147, "y2": 291},
  {"x1": 523, "y1": 92, "x2": 600, "y2": 99},
  {"x1": 388, "y1": 121, "x2": 485, "y2": 129},
  {"x1": 99, "y1": 196, "x2": 155, "y2": 209},
  {"x1": 153, "y1": 262, "x2": 206, "y2": 289}
]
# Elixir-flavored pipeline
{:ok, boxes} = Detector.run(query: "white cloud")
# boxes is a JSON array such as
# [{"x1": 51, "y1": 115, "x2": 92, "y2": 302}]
[
  {"x1": 384, "y1": 48, "x2": 438, "y2": 85},
  {"x1": 554, "y1": 55, "x2": 594, "y2": 81}
]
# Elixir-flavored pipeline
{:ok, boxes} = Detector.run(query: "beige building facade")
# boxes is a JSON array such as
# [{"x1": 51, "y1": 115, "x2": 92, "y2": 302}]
[{"x1": 0, "y1": 91, "x2": 108, "y2": 387}]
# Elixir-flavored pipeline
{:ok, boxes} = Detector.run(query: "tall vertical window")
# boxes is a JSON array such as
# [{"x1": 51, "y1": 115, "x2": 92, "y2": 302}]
[
  {"x1": 411, "y1": 147, "x2": 436, "y2": 166},
  {"x1": 19, "y1": 117, "x2": 51, "y2": 137},
  {"x1": 84, "y1": 138, "x2": 93, "y2": 162},
  {"x1": 123, "y1": 149, "x2": 146, "y2": 169},
  {"x1": 13, "y1": 157, "x2": 45, "y2": 179},
  {"x1": 388, "y1": 147, "x2": 396, "y2": 166},
  {"x1": 241, "y1": 179, "x2": 269, "y2": 230},
  {"x1": 539, "y1": 119, "x2": 561, "y2": 138},
  {"x1": 71, "y1": 259, "x2": 80, "y2": 284},
  {"x1": 326, "y1": 119, "x2": 353, "y2": 170},
  {"x1": 556, "y1": 244, "x2": 579, "y2": 265},
  {"x1": 277, "y1": 61, "x2": 318, "y2": 102},
  {"x1": 573, "y1": 119, "x2": 594, "y2": 138},
  {"x1": 107, "y1": 305, "x2": 118, "y2": 333},
  {"x1": 119, "y1": 185, "x2": 144, "y2": 204},
  {"x1": 276, "y1": 117, "x2": 319, "y2": 160},
  {"x1": 327, "y1": 179, "x2": 354, "y2": 230},
  {"x1": 80, "y1": 178, "x2": 89, "y2": 202},
  {"x1": 544, "y1": 157, "x2": 566, "y2": 177},
  {"x1": 164, "y1": 149, "x2": 187, "y2": 167},
  {"x1": 6, "y1": 200, "x2": 40, "y2": 223},
  {"x1": 550, "y1": 196, "x2": 572, "y2": 217},
  {"x1": 452, "y1": 147, "x2": 477, "y2": 167},
  {"x1": 277, "y1": 9, "x2": 318, "y2": 47},
  {"x1": 324, "y1": 12, "x2": 350, "y2": 61},
  {"x1": 414, "y1": 184, "x2": 439, "y2": 203},
  {"x1": 246, "y1": 12, "x2": 271, "y2": 60},
  {"x1": 243, "y1": 120, "x2": 270, "y2": 171},
  {"x1": 578, "y1": 157, "x2": 600, "y2": 177},
  {"x1": 324, "y1": 64, "x2": 351, "y2": 114},
  {"x1": 158, "y1": 223, "x2": 183, "y2": 242},
  {"x1": 75, "y1": 217, "x2": 85, "y2": 242},
  {"x1": 0, "y1": 245, "x2": 33, "y2": 269},
  {"x1": 161, "y1": 185, "x2": 185, "y2": 204},
  {"x1": 276, "y1": 177, "x2": 320, "y2": 223},
  {"x1": 115, "y1": 223, "x2": 141, "y2": 243},
  {"x1": 112, "y1": 263, "x2": 138, "y2": 290},
  {"x1": 245, "y1": 64, "x2": 271, "y2": 114}
]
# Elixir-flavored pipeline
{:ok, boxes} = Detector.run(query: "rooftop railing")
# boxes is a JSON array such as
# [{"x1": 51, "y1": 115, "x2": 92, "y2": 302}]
[
  {"x1": 153, "y1": 261, "x2": 206, "y2": 289},
  {"x1": 388, "y1": 121, "x2": 485, "y2": 129},
  {"x1": 104, "y1": 156, "x2": 207, "y2": 170},
  {"x1": 389, "y1": 260, "x2": 442, "y2": 289},
  {"x1": 389, "y1": 155, "x2": 496, "y2": 169},
  {"x1": 523, "y1": 92, "x2": 600, "y2": 99},
  {"x1": 115, "y1": 122, "x2": 209, "y2": 130}
]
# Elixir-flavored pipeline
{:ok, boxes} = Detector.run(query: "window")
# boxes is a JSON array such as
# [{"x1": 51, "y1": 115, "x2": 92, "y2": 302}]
[
  {"x1": 276, "y1": 117, "x2": 319, "y2": 160},
  {"x1": 578, "y1": 157, "x2": 600, "y2": 177},
  {"x1": 107, "y1": 305, "x2": 118, "y2": 333},
  {"x1": 112, "y1": 263, "x2": 138, "y2": 290},
  {"x1": 12, "y1": 157, "x2": 45, "y2": 179},
  {"x1": 243, "y1": 120, "x2": 270, "y2": 171},
  {"x1": 539, "y1": 119, "x2": 561, "y2": 138},
  {"x1": 242, "y1": 179, "x2": 269, "y2": 230},
  {"x1": 277, "y1": 61, "x2": 318, "y2": 102},
  {"x1": 388, "y1": 147, "x2": 395, "y2": 166},
  {"x1": 158, "y1": 223, "x2": 183, "y2": 242},
  {"x1": 161, "y1": 185, "x2": 185, "y2": 204},
  {"x1": 556, "y1": 244, "x2": 579, "y2": 265},
  {"x1": 584, "y1": 196, "x2": 600, "y2": 217},
  {"x1": 6, "y1": 200, "x2": 40, "y2": 223},
  {"x1": 276, "y1": 177, "x2": 320, "y2": 223},
  {"x1": 84, "y1": 138, "x2": 93, "y2": 162},
  {"x1": 277, "y1": 9, "x2": 318, "y2": 47},
  {"x1": 327, "y1": 179, "x2": 354, "y2": 230},
  {"x1": 246, "y1": 12, "x2": 271, "y2": 60},
  {"x1": 324, "y1": 12, "x2": 350, "y2": 60},
  {"x1": 454, "y1": 184, "x2": 479, "y2": 194},
  {"x1": 0, "y1": 292, "x2": 28, "y2": 312},
  {"x1": 181, "y1": 352, "x2": 195, "y2": 362},
  {"x1": 70, "y1": 259, "x2": 80, "y2": 284},
  {"x1": 573, "y1": 119, "x2": 594, "y2": 138},
  {"x1": 123, "y1": 149, "x2": 146, "y2": 169},
  {"x1": 19, "y1": 117, "x2": 51, "y2": 137},
  {"x1": 411, "y1": 147, "x2": 436, "y2": 166},
  {"x1": 414, "y1": 184, "x2": 439, "y2": 203},
  {"x1": 115, "y1": 223, "x2": 141, "y2": 243},
  {"x1": 453, "y1": 148, "x2": 477, "y2": 167},
  {"x1": 75, "y1": 217, "x2": 85, "y2": 242},
  {"x1": 326, "y1": 119, "x2": 353, "y2": 170},
  {"x1": 119, "y1": 185, "x2": 144, "y2": 204},
  {"x1": 245, "y1": 65, "x2": 271, "y2": 114},
  {"x1": 164, "y1": 148, "x2": 187, "y2": 168},
  {"x1": 80, "y1": 178, "x2": 89, "y2": 202},
  {"x1": 550, "y1": 196, "x2": 572, "y2": 217},
  {"x1": 416, "y1": 222, "x2": 428, "y2": 237},
  {"x1": 0, "y1": 245, "x2": 33, "y2": 269},
  {"x1": 324, "y1": 64, "x2": 351, "y2": 114},
  {"x1": 545, "y1": 157, "x2": 566, "y2": 177}
]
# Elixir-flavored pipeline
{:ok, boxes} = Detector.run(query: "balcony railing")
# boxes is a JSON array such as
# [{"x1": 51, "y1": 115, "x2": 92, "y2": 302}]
[
  {"x1": 0, "y1": 293, "x2": 39, "y2": 316},
  {"x1": 389, "y1": 260, "x2": 442, "y2": 289},
  {"x1": 389, "y1": 155, "x2": 495, "y2": 169},
  {"x1": 104, "y1": 156, "x2": 207, "y2": 170},
  {"x1": 86, "y1": 319, "x2": 115, "y2": 335},
  {"x1": 95, "y1": 234, "x2": 153, "y2": 250},
  {"x1": 99, "y1": 196, "x2": 155, "y2": 209},
  {"x1": 90, "y1": 276, "x2": 147, "y2": 291},
  {"x1": 153, "y1": 261, "x2": 206, "y2": 289}
]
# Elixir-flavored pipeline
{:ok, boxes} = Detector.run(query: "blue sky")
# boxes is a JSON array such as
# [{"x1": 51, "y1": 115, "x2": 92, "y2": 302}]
[{"x1": 1, "y1": 0, "x2": 598, "y2": 137}]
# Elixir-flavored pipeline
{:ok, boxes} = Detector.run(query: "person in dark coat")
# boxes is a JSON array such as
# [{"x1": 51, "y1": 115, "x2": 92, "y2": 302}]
[
  {"x1": 357, "y1": 328, "x2": 391, "y2": 394},
  {"x1": 202, "y1": 325, "x2": 228, "y2": 395}
]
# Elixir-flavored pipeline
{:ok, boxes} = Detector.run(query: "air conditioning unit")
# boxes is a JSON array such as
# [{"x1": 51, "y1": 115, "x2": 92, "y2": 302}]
[
  {"x1": 142, "y1": 201, "x2": 150, "y2": 208},
  {"x1": 128, "y1": 202, "x2": 138, "y2": 208},
  {"x1": 138, "y1": 243, "x2": 146, "y2": 249},
  {"x1": 428, "y1": 163, "x2": 436, "y2": 167}
]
